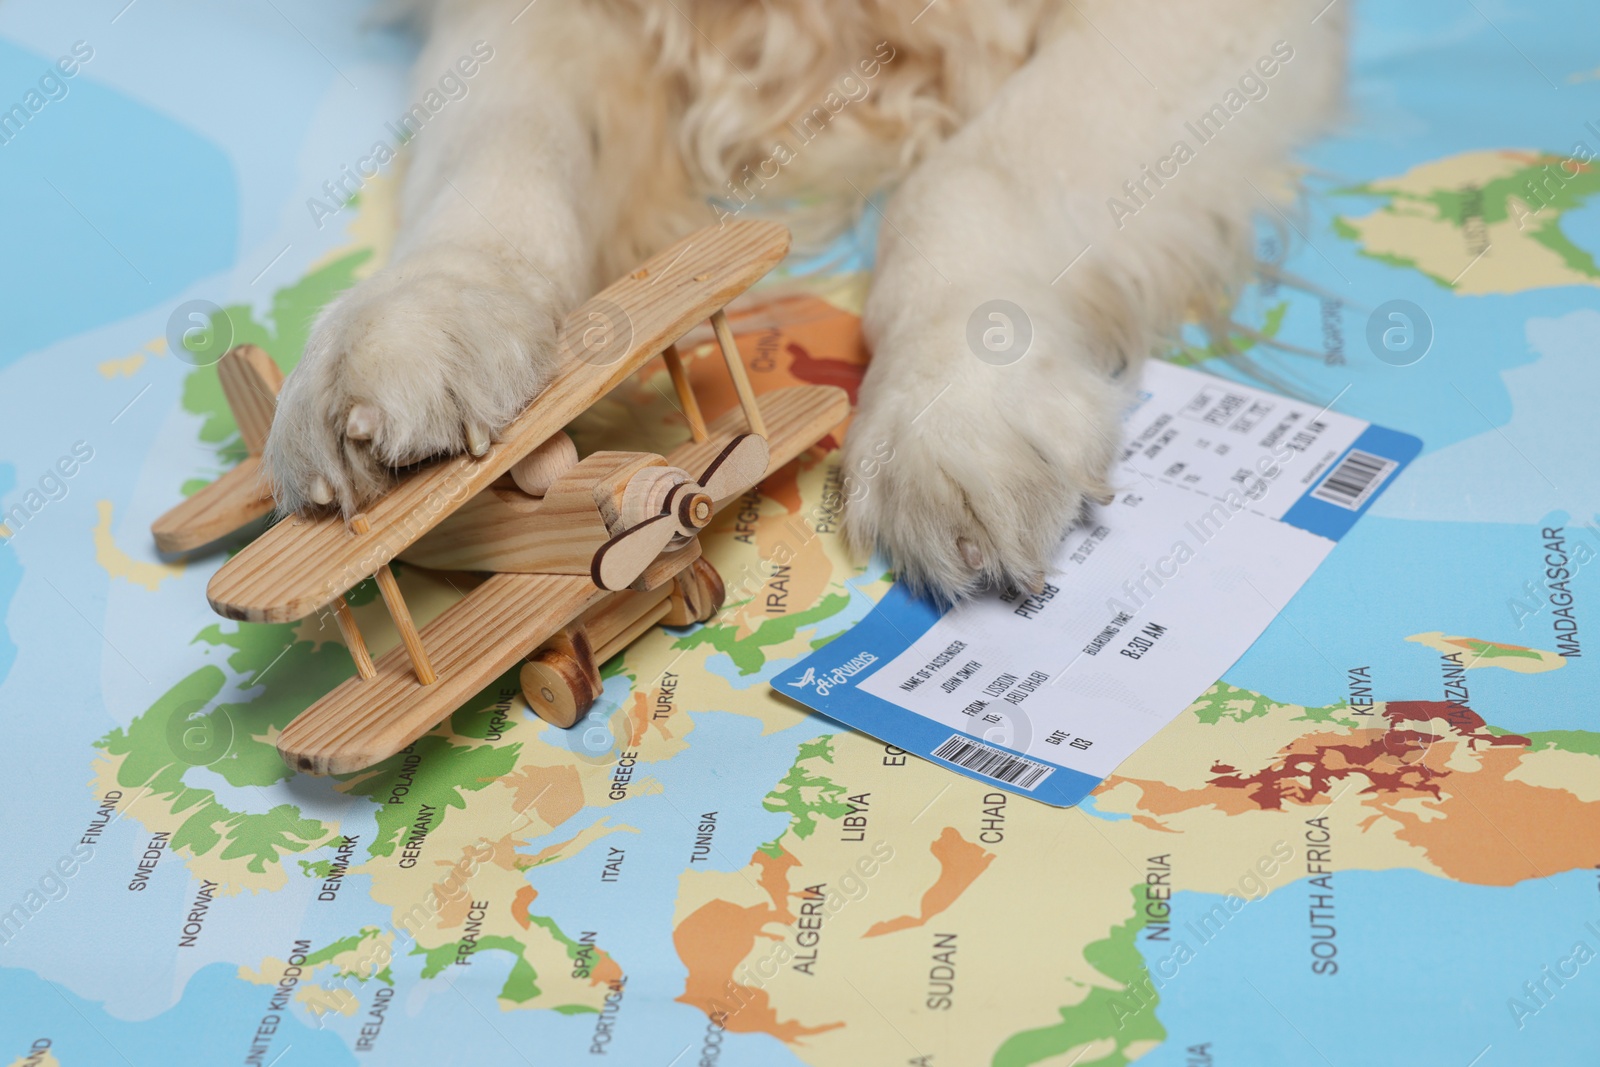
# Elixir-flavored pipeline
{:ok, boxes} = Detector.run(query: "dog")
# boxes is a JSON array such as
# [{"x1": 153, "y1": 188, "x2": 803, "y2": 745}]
[{"x1": 263, "y1": 0, "x2": 1346, "y2": 601}]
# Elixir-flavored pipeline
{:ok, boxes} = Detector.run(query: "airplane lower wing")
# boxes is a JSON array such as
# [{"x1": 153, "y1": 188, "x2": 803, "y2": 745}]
[
  {"x1": 664, "y1": 384, "x2": 850, "y2": 489},
  {"x1": 277, "y1": 571, "x2": 606, "y2": 775}
]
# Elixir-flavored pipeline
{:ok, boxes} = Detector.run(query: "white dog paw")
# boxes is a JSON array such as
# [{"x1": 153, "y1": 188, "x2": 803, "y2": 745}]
[
  {"x1": 842, "y1": 303, "x2": 1126, "y2": 602},
  {"x1": 263, "y1": 252, "x2": 564, "y2": 515}
]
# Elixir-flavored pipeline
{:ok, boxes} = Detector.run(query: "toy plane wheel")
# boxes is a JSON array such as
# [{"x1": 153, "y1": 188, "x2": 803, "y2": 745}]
[
  {"x1": 524, "y1": 557, "x2": 726, "y2": 728},
  {"x1": 522, "y1": 638, "x2": 601, "y2": 729}
]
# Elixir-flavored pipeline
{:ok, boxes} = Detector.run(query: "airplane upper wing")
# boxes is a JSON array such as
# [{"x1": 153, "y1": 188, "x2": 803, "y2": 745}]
[
  {"x1": 208, "y1": 220, "x2": 791, "y2": 624},
  {"x1": 150, "y1": 458, "x2": 272, "y2": 554}
]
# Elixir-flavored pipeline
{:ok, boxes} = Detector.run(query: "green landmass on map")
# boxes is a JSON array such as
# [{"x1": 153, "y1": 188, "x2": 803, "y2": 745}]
[
  {"x1": 674, "y1": 592, "x2": 852, "y2": 675},
  {"x1": 993, "y1": 887, "x2": 1166, "y2": 1067},
  {"x1": 759, "y1": 734, "x2": 851, "y2": 855},
  {"x1": 1332, "y1": 149, "x2": 1600, "y2": 293}
]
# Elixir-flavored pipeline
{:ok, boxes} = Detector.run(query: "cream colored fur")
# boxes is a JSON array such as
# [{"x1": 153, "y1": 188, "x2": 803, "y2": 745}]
[{"x1": 264, "y1": 0, "x2": 1347, "y2": 600}]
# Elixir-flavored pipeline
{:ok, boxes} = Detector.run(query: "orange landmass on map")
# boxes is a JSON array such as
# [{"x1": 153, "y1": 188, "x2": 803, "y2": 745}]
[
  {"x1": 675, "y1": 846, "x2": 843, "y2": 1042},
  {"x1": 512, "y1": 885, "x2": 537, "y2": 928},
  {"x1": 1117, "y1": 701, "x2": 1529, "y2": 816},
  {"x1": 1384, "y1": 744, "x2": 1600, "y2": 884},
  {"x1": 1099, "y1": 774, "x2": 1262, "y2": 819},
  {"x1": 753, "y1": 846, "x2": 799, "y2": 922},
  {"x1": 496, "y1": 764, "x2": 584, "y2": 827},
  {"x1": 863, "y1": 827, "x2": 994, "y2": 938},
  {"x1": 590, "y1": 951, "x2": 624, "y2": 989},
  {"x1": 755, "y1": 462, "x2": 806, "y2": 517},
  {"x1": 675, "y1": 897, "x2": 844, "y2": 1042},
  {"x1": 1111, "y1": 700, "x2": 1600, "y2": 885},
  {"x1": 625, "y1": 685, "x2": 682, "y2": 748},
  {"x1": 1204, "y1": 701, "x2": 1528, "y2": 810}
]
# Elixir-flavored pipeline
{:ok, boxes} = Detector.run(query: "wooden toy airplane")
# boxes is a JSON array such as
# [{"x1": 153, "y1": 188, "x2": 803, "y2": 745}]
[{"x1": 160, "y1": 220, "x2": 848, "y2": 775}]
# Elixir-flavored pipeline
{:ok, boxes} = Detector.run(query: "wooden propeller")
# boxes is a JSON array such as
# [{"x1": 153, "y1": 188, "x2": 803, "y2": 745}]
[
  {"x1": 589, "y1": 433, "x2": 769, "y2": 591},
  {"x1": 696, "y1": 433, "x2": 770, "y2": 503}
]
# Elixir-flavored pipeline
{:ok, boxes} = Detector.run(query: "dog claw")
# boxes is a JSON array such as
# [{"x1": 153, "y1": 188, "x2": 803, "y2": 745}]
[
  {"x1": 466, "y1": 421, "x2": 491, "y2": 457},
  {"x1": 309, "y1": 475, "x2": 334, "y2": 506},
  {"x1": 345, "y1": 403, "x2": 379, "y2": 442},
  {"x1": 957, "y1": 537, "x2": 983, "y2": 570}
]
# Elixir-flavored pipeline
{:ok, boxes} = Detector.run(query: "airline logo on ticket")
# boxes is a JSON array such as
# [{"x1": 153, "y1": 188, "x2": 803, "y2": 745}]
[{"x1": 772, "y1": 361, "x2": 1422, "y2": 807}]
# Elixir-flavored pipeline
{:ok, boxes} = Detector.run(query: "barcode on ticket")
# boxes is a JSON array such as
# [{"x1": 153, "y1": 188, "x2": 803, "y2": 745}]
[
  {"x1": 1311, "y1": 449, "x2": 1397, "y2": 510},
  {"x1": 931, "y1": 736, "x2": 1055, "y2": 790}
]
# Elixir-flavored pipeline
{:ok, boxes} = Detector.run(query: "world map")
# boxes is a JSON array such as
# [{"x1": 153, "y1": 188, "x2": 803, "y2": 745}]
[{"x1": 2, "y1": 1, "x2": 1599, "y2": 1064}]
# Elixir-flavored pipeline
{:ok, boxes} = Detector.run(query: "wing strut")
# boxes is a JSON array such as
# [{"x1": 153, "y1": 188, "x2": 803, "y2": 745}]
[
  {"x1": 349, "y1": 514, "x2": 436, "y2": 686},
  {"x1": 710, "y1": 309, "x2": 767, "y2": 437},
  {"x1": 661, "y1": 342, "x2": 709, "y2": 442}
]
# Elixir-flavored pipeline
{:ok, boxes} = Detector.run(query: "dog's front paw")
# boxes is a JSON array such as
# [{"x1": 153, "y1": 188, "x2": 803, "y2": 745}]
[
  {"x1": 263, "y1": 250, "x2": 564, "y2": 514},
  {"x1": 843, "y1": 304, "x2": 1126, "y2": 602}
]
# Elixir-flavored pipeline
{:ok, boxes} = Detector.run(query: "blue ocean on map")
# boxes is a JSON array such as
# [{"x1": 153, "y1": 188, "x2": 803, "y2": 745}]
[
  {"x1": 0, "y1": 37, "x2": 236, "y2": 371},
  {"x1": 1137, "y1": 868, "x2": 1600, "y2": 1064}
]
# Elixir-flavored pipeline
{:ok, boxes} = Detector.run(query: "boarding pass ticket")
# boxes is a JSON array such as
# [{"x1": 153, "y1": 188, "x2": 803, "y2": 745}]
[{"x1": 772, "y1": 360, "x2": 1422, "y2": 806}]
